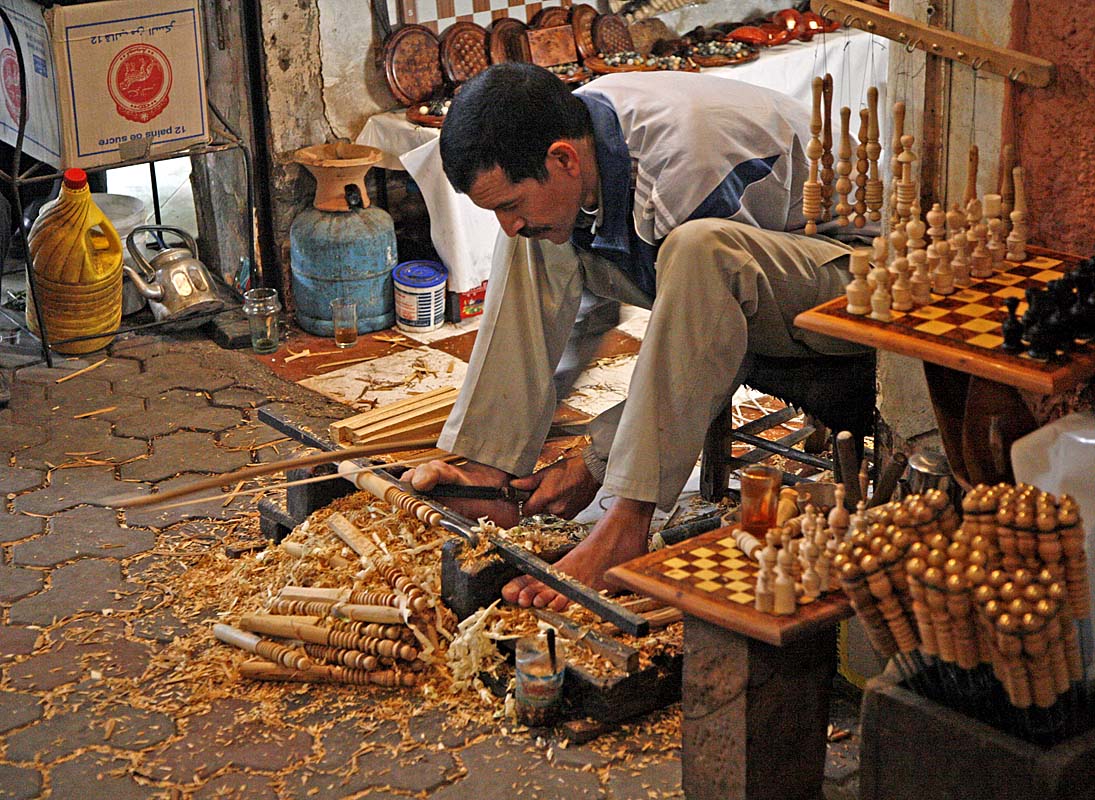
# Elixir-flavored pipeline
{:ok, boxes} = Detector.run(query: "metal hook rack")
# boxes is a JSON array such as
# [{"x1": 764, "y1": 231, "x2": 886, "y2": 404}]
[{"x1": 811, "y1": 0, "x2": 1055, "y2": 88}]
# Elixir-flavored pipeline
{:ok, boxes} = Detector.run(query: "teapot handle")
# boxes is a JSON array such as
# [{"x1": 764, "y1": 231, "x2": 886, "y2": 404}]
[{"x1": 127, "y1": 225, "x2": 200, "y2": 273}]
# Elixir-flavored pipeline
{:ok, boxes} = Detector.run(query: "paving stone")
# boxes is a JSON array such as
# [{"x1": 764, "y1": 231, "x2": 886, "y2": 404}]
[
  {"x1": 0, "y1": 465, "x2": 45, "y2": 494},
  {"x1": 14, "y1": 417, "x2": 147, "y2": 470},
  {"x1": 2, "y1": 380, "x2": 50, "y2": 426},
  {"x1": 12, "y1": 507, "x2": 155, "y2": 566},
  {"x1": 114, "y1": 387, "x2": 240, "y2": 437},
  {"x1": 12, "y1": 467, "x2": 145, "y2": 515},
  {"x1": 312, "y1": 718, "x2": 400, "y2": 772},
  {"x1": 46, "y1": 751, "x2": 152, "y2": 800},
  {"x1": 431, "y1": 738, "x2": 603, "y2": 800},
  {"x1": 5, "y1": 646, "x2": 85, "y2": 690},
  {"x1": 605, "y1": 757, "x2": 681, "y2": 799},
  {"x1": 280, "y1": 770, "x2": 387, "y2": 800},
  {"x1": 210, "y1": 386, "x2": 271, "y2": 410},
  {"x1": 44, "y1": 390, "x2": 147, "y2": 423},
  {"x1": 218, "y1": 419, "x2": 292, "y2": 451},
  {"x1": 122, "y1": 474, "x2": 255, "y2": 528},
  {"x1": 0, "y1": 691, "x2": 43, "y2": 734},
  {"x1": 5, "y1": 703, "x2": 175, "y2": 762},
  {"x1": 0, "y1": 511, "x2": 46, "y2": 543},
  {"x1": 407, "y1": 709, "x2": 492, "y2": 749},
  {"x1": 16, "y1": 363, "x2": 103, "y2": 384},
  {"x1": 44, "y1": 376, "x2": 113, "y2": 406},
  {"x1": 130, "y1": 607, "x2": 190, "y2": 643},
  {"x1": 0, "y1": 564, "x2": 44, "y2": 601},
  {"x1": 193, "y1": 772, "x2": 279, "y2": 800},
  {"x1": 357, "y1": 748, "x2": 455, "y2": 793},
  {"x1": 110, "y1": 352, "x2": 238, "y2": 396},
  {"x1": 119, "y1": 430, "x2": 251, "y2": 482},
  {"x1": 0, "y1": 421, "x2": 49, "y2": 453},
  {"x1": 0, "y1": 764, "x2": 41, "y2": 800},
  {"x1": 9, "y1": 558, "x2": 143, "y2": 626},
  {"x1": 0, "y1": 624, "x2": 40, "y2": 661},
  {"x1": 551, "y1": 743, "x2": 611, "y2": 770},
  {"x1": 145, "y1": 698, "x2": 313, "y2": 783},
  {"x1": 109, "y1": 334, "x2": 175, "y2": 363},
  {"x1": 90, "y1": 357, "x2": 143, "y2": 383}
]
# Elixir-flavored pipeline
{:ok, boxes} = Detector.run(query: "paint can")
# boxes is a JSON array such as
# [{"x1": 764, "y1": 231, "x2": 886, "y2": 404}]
[{"x1": 392, "y1": 260, "x2": 447, "y2": 333}]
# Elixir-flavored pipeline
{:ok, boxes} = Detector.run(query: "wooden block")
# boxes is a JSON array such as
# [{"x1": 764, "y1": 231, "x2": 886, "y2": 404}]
[{"x1": 527, "y1": 25, "x2": 579, "y2": 67}]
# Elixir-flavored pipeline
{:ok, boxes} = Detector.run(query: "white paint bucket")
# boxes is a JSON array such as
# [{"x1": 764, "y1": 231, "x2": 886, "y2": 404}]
[{"x1": 392, "y1": 260, "x2": 447, "y2": 333}]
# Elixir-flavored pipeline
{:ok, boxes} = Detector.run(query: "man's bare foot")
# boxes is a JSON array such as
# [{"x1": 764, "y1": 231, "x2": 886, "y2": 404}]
[
  {"x1": 501, "y1": 497, "x2": 655, "y2": 611},
  {"x1": 404, "y1": 459, "x2": 520, "y2": 528}
]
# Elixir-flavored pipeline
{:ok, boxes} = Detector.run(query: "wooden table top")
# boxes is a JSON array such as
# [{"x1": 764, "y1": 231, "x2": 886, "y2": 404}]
[
  {"x1": 606, "y1": 527, "x2": 852, "y2": 647},
  {"x1": 793, "y1": 246, "x2": 1095, "y2": 395}
]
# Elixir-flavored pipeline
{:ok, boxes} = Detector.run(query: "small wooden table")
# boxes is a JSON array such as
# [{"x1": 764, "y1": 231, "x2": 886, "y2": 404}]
[{"x1": 607, "y1": 527, "x2": 852, "y2": 800}]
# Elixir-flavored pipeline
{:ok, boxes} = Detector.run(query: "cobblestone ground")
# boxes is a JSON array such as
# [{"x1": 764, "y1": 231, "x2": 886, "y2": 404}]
[{"x1": 0, "y1": 333, "x2": 861, "y2": 800}]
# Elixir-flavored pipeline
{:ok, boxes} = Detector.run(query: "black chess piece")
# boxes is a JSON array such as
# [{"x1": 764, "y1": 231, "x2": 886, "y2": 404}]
[
  {"x1": 1077, "y1": 268, "x2": 1095, "y2": 340},
  {"x1": 1045, "y1": 278, "x2": 1075, "y2": 353},
  {"x1": 1024, "y1": 291, "x2": 1057, "y2": 360},
  {"x1": 1001, "y1": 296, "x2": 1024, "y2": 354}
]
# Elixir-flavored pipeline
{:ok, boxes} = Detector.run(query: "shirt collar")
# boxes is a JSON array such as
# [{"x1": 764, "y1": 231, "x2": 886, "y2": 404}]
[{"x1": 575, "y1": 92, "x2": 631, "y2": 255}]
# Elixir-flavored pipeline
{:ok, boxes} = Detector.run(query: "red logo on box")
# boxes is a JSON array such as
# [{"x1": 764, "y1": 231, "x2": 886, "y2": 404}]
[
  {"x1": 107, "y1": 44, "x2": 172, "y2": 123},
  {"x1": 1, "y1": 48, "x2": 21, "y2": 124}
]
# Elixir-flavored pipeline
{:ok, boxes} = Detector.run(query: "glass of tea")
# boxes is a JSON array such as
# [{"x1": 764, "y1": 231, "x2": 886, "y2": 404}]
[
  {"x1": 330, "y1": 297, "x2": 358, "y2": 349},
  {"x1": 739, "y1": 464, "x2": 782, "y2": 536}
]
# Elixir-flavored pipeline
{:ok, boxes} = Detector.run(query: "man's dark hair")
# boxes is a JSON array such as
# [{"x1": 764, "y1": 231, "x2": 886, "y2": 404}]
[{"x1": 440, "y1": 63, "x2": 594, "y2": 194}]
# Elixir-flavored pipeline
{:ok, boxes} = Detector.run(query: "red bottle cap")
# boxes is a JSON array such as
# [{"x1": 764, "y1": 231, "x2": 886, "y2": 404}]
[{"x1": 62, "y1": 168, "x2": 87, "y2": 190}]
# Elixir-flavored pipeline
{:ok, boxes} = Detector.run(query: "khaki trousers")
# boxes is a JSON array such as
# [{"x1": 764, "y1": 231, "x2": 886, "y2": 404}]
[{"x1": 438, "y1": 218, "x2": 864, "y2": 510}]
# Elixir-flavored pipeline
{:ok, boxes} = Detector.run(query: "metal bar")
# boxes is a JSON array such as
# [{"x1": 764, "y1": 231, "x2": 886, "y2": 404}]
[
  {"x1": 258, "y1": 406, "x2": 339, "y2": 452},
  {"x1": 730, "y1": 429, "x2": 835, "y2": 471}
]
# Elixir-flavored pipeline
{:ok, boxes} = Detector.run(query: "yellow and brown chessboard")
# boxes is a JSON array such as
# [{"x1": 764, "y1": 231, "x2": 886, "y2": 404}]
[
  {"x1": 794, "y1": 246, "x2": 1095, "y2": 395},
  {"x1": 606, "y1": 526, "x2": 851, "y2": 647}
]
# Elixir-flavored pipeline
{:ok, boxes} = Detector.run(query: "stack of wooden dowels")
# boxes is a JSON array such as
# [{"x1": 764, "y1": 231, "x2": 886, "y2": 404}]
[
  {"x1": 214, "y1": 509, "x2": 447, "y2": 688},
  {"x1": 833, "y1": 484, "x2": 1091, "y2": 744}
]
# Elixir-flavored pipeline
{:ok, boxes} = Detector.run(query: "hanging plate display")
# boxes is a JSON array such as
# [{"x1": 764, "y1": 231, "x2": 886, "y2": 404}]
[
  {"x1": 489, "y1": 17, "x2": 531, "y2": 63},
  {"x1": 384, "y1": 24, "x2": 443, "y2": 107},
  {"x1": 592, "y1": 13, "x2": 633, "y2": 55},
  {"x1": 529, "y1": 6, "x2": 570, "y2": 29},
  {"x1": 570, "y1": 4, "x2": 598, "y2": 62},
  {"x1": 440, "y1": 21, "x2": 490, "y2": 85}
]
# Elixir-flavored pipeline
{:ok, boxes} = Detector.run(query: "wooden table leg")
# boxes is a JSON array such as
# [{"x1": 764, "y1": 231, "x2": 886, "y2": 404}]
[{"x1": 681, "y1": 615, "x2": 838, "y2": 800}]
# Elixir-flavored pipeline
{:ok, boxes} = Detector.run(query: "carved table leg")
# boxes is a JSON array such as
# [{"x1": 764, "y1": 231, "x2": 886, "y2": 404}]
[{"x1": 681, "y1": 615, "x2": 838, "y2": 800}]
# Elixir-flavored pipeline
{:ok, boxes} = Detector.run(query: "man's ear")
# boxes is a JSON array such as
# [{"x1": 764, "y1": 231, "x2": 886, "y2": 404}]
[{"x1": 546, "y1": 141, "x2": 582, "y2": 177}]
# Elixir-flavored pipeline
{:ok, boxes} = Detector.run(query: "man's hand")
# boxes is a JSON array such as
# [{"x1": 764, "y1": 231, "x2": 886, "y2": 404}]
[
  {"x1": 510, "y1": 455, "x2": 600, "y2": 519},
  {"x1": 403, "y1": 459, "x2": 520, "y2": 527}
]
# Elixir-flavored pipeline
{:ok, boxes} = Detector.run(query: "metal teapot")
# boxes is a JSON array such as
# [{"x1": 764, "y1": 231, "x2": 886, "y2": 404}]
[{"x1": 122, "y1": 225, "x2": 224, "y2": 322}]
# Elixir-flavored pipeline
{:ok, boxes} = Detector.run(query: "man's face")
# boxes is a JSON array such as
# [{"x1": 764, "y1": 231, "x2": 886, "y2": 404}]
[{"x1": 466, "y1": 145, "x2": 584, "y2": 245}]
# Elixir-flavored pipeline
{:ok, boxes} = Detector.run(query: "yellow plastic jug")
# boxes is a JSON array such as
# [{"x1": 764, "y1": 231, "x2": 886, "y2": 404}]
[{"x1": 26, "y1": 168, "x2": 123, "y2": 354}]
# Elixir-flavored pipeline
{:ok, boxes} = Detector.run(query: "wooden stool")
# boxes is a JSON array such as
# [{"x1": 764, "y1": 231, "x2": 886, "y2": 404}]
[
  {"x1": 700, "y1": 351, "x2": 876, "y2": 501},
  {"x1": 608, "y1": 527, "x2": 853, "y2": 800}
]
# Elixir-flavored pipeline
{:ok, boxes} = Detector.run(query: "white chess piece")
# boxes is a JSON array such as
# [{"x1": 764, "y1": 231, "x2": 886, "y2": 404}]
[
  {"x1": 1007, "y1": 165, "x2": 1029, "y2": 261},
  {"x1": 909, "y1": 249, "x2": 932, "y2": 305},
  {"x1": 870, "y1": 265, "x2": 893, "y2": 321},
  {"x1": 845, "y1": 248, "x2": 871, "y2": 315},
  {"x1": 950, "y1": 233, "x2": 971, "y2": 288},
  {"x1": 891, "y1": 255, "x2": 913, "y2": 311},
  {"x1": 774, "y1": 545, "x2": 797, "y2": 615}
]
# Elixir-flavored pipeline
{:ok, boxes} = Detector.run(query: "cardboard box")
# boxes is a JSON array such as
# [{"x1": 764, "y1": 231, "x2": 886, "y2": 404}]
[{"x1": 0, "y1": 0, "x2": 209, "y2": 169}]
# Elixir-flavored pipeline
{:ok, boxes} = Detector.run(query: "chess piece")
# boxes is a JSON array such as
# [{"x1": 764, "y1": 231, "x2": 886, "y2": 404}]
[
  {"x1": 987, "y1": 217, "x2": 1008, "y2": 271},
  {"x1": 802, "y1": 536, "x2": 822, "y2": 599},
  {"x1": 895, "y1": 133, "x2": 918, "y2": 225},
  {"x1": 969, "y1": 222, "x2": 992, "y2": 278},
  {"x1": 964, "y1": 144, "x2": 979, "y2": 208},
  {"x1": 1007, "y1": 165, "x2": 1028, "y2": 262},
  {"x1": 1001, "y1": 296, "x2": 1024, "y2": 354},
  {"x1": 821, "y1": 74, "x2": 835, "y2": 221},
  {"x1": 946, "y1": 202, "x2": 966, "y2": 239},
  {"x1": 854, "y1": 108, "x2": 869, "y2": 228},
  {"x1": 909, "y1": 248, "x2": 932, "y2": 305},
  {"x1": 774, "y1": 544, "x2": 797, "y2": 615},
  {"x1": 846, "y1": 248, "x2": 871, "y2": 315},
  {"x1": 835, "y1": 107, "x2": 853, "y2": 226},
  {"x1": 866, "y1": 86, "x2": 883, "y2": 222},
  {"x1": 889, "y1": 101, "x2": 906, "y2": 229},
  {"x1": 1023, "y1": 288, "x2": 1055, "y2": 360},
  {"x1": 889, "y1": 227, "x2": 908, "y2": 261},
  {"x1": 804, "y1": 77, "x2": 824, "y2": 235},
  {"x1": 828, "y1": 483, "x2": 850, "y2": 536},
  {"x1": 870, "y1": 265, "x2": 893, "y2": 321},
  {"x1": 905, "y1": 198, "x2": 926, "y2": 252},
  {"x1": 931, "y1": 241, "x2": 955, "y2": 295},
  {"x1": 926, "y1": 202, "x2": 947, "y2": 247},
  {"x1": 776, "y1": 487, "x2": 799, "y2": 525},
  {"x1": 755, "y1": 554, "x2": 775, "y2": 613},
  {"x1": 871, "y1": 235, "x2": 889, "y2": 269},
  {"x1": 950, "y1": 233, "x2": 971, "y2": 288},
  {"x1": 999, "y1": 143, "x2": 1016, "y2": 221},
  {"x1": 891, "y1": 255, "x2": 913, "y2": 311}
]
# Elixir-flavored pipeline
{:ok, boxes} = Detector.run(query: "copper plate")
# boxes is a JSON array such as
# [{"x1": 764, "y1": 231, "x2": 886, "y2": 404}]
[
  {"x1": 489, "y1": 17, "x2": 530, "y2": 63},
  {"x1": 592, "y1": 13, "x2": 633, "y2": 55},
  {"x1": 529, "y1": 5, "x2": 570, "y2": 29},
  {"x1": 440, "y1": 21, "x2": 490, "y2": 85},
  {"x1": 406, "y1": 105, "x2": 445, "y2": 128},
  {"x1": 691, "y1": 46, "x2": 759, "y2": 68},
  {"x1": 570, "y1": 4, "x2": 598, "y2": 61},
  {"x1": 582, "y1": 55, "x2": 652, "y2": 74},
  {"x1": 384, "y1": 25, "x2": 443, "y2": 107}
]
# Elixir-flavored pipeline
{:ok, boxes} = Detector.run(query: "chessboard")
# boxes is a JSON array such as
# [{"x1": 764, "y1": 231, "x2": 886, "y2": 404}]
[
  {"x1": 400, "y1": 0, "x2": 569, "y2": 35},
  {"x1": 794, "y1": 246, "x2": 1095, "y2": 395},
  {"x1": 605, "y1": 526, "x2": 851, "y2": 647}
]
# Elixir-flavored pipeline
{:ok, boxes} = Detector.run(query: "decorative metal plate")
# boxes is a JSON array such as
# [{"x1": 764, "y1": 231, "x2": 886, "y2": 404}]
[
  {"x1": 384, "y1": 25, "x2": 443, "y2": 107},
  {"x1": 489, "y1": 17, "x2": 531, "y2": 64},
  {"x1": 570, "y1": 4, "x2": 598, "y2": 61},
  {"x1": 440, "y1": 21, "x2": 490, "y2": 85},
  {"x1": 529, "y1": 6, "x2": 570, "y2": 28},
  {"x1": 592, "y1": 13, "x2": 633, "y2": 55}
]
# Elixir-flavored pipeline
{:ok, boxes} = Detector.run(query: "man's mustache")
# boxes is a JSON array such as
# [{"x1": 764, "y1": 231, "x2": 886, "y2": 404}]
[{"x1": 518, "y1": 226, "x2": 551, "y2": 238}]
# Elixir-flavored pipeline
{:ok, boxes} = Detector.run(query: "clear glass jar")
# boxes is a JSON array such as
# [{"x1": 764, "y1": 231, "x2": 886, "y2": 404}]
[{"x1": 242, "y1": 287, "x2": 281, "y2": 354}]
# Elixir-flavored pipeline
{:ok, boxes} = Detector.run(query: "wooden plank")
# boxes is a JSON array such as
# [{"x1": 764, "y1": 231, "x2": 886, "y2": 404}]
[{"x1": 606, "y1": 526, "x2": 851, "y2": 647}]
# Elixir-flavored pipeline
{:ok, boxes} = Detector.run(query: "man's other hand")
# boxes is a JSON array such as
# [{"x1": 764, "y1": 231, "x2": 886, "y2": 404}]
[{"x1": 510, "y1": 456, "x2": 600, "y2": 519}]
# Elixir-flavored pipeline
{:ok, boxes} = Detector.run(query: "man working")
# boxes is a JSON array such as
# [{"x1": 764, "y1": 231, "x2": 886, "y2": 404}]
[{"x1": 407, "y1": 63, "x2": 865, "y2": 610}]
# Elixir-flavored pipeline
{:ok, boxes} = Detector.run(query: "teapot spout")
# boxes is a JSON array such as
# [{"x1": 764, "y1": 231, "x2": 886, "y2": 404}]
[{"x1": 122, "y1": 262, "x2": 164, "y2": 301}]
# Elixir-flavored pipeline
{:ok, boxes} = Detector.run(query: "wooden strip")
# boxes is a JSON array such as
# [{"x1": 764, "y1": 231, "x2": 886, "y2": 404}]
[
  {"x1": 55, "y1": 357, "x2": 107, "y2": 383},
  {"x1": 532, "y1": 608, "x2": 640, "y2": 673},
  {"x1": 106, "y1": 436, "x2": 439, "y2": 509}
]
